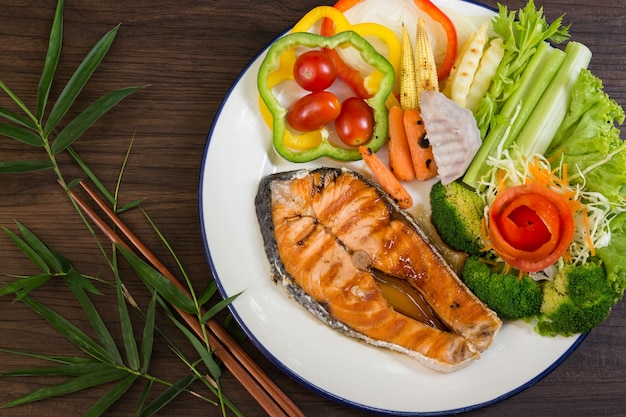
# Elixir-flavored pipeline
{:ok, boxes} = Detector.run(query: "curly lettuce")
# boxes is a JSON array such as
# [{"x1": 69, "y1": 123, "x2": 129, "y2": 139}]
[
  {"x1": 546, "y1": 68, "x2": 626, "y2": 203},
  {"x1": 596, "y1": 212, "x2": 626, "y2": 302}
]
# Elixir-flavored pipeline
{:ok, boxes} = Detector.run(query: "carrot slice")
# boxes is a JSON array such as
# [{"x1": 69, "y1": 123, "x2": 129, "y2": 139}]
[
  {"x1": 359, "y1": 146, "x2": 413, "y2": 209},
  {"x1": 403, "y1": 109, "x2": 437, "y2": 181},
  {"x1": 387, "y1": 106, "x2": 415, "y2": 182}
]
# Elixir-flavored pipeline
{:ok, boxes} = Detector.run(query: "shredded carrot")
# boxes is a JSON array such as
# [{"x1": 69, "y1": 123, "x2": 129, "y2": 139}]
[
  {"x1": 582, "y1": 207, "x2": 596, "y2": 256},
  {"x1": 480, "y1": 217, "x2": 493, "y2": 252},
  {"x1": 403, "y1": 109, "x2": 437, "y2": 181},
  {"x1": 525, "y1": 155, "x2": 580, "y2": 213},
  {"x1": 477, "y1": 257, "x2": 500, "y2": 267},
  {"x1": 387, "y1": 106, "x2": 415, "y2": 182},
  {"x1": 562, "y1": 251, "x2": 573, "y2": 263},
  {"x1": 359, "y1": 146, "x2": 413, "y2": 209},
  {"x1": 494, "y1": 168, "x2": 507, "y2": 193}
]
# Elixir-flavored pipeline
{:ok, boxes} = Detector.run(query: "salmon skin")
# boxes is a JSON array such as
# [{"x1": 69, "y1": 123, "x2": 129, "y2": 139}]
[{"x1": 255, "y1": 167, "x2": 501, "y2": 372}]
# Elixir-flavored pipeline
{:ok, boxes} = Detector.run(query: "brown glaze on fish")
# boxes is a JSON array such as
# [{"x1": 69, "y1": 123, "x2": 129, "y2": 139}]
[{"x1": 255, "y1": 168, "x2": 501, "y2": 372}]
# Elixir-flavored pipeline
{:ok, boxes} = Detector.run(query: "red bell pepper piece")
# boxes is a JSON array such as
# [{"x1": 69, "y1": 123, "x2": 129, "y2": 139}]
[{"x1": 320, "y1": 0, "x2": 376, "y2": 98}]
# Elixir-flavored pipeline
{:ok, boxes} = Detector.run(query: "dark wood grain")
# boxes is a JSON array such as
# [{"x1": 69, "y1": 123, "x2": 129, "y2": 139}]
[{"x1": 1, "y1": 1, "x2": 624, "y2": 416}]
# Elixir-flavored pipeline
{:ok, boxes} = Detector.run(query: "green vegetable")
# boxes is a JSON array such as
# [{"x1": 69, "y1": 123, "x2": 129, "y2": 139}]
[
  {"x1": 429, "y1": 181, "x2": 485, "y2": 256},
  {"x1": 463, "y1": 0, "x2": 571, "y2": 187},
  {"x1": 257, "y1": 31, "x2": 394, "y2": 162},
  {"x1": 463, "y1": 42, "x2": 565, "y2": 187},
  {"x1": 545, "y1": 68, "x2": 626, "y2": 203},
  {"x1": 596, "y1": 212, "x2": 626, "y2": 302},
  {"x1": 536, "y1": 261, "x2": 615, "y2": 336},
  {"x1": 515, "y1": 41, "x2": 592, "y2": 156},
  {"x1": 462, "y1": 256, "x2": 543, "y2": 320}
]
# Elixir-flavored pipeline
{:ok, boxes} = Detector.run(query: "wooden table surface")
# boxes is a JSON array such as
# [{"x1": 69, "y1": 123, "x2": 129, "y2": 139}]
[{"x1": 1, "y1": 1, "x2": 624, "y2": 416}]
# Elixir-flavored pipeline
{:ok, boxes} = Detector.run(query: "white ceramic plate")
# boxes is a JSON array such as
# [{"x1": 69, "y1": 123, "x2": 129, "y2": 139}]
[{"x1": 199, "y1": 1, "x2": 585, "y2": 414}]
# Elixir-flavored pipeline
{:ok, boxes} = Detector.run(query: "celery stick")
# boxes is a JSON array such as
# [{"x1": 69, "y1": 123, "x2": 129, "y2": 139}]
[
  {"x1": 516, "y1": 42, "x2": 592, "y2": 157},
  {"x1": 462, "y1": 42, "x2": 565, "y2": 188}
]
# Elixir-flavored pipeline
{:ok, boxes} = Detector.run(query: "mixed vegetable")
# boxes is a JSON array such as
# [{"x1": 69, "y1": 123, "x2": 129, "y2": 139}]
[
  {"x1": 257, "y1": 28, "x2": 395, "y2": 162},
  {"x1": 257, "y1": 0, "x2": 626, "y2": 337}
]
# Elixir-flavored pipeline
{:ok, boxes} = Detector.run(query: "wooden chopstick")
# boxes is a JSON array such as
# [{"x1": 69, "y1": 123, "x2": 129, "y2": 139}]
[{"x1": 67, "y1": 181, "x2": 305, "y2": 417}]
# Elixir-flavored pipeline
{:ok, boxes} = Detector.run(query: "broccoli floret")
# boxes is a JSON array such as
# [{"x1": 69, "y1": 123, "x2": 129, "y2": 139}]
[
  {"x1": 462, "y1": 256, "x2": 543, "y2": 320},
  {"x1": 429, "y1": 181, "x2": 485, "y2": 256},
  {"x1": 536, "y1": 261, "x2": 615, "y2": 336}
]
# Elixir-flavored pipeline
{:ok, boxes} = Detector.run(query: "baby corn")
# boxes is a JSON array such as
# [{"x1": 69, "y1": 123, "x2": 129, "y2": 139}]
[
  {"x1": 400, "y1": 24, "x2": 419, "y2": 110},
  {"x1": 399, "y1": 19, "x2": 439, "y2": 111},
  {"x1": 414, "y1": 18, "x2": 439, "y2": 104}
]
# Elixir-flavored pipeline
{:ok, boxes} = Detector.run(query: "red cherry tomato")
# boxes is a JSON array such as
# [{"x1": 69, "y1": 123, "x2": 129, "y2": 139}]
[
  {"x1": 286, "y1": 91, "x2": 341, "y2": 132},
  {"x1": 293, "y1": 50, "x2": 337, "y2": 92},
  {"x1": 334, "y1": 97, "x2": 374, "y2": 146}
]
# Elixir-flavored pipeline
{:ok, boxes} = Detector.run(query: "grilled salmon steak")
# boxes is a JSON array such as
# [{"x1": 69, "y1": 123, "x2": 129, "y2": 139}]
[{"x1": 255, "y1": 167, "x2": 501, "y2": 372}]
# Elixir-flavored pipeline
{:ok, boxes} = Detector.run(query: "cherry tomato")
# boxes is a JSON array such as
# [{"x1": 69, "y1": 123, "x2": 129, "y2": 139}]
[
  {"x1": 293, "y1": 50, "x2": 337, "y2": 92},
  {"x1": 334, "y1": 97, "x2": 374, "y2": 146},
  {"x1": 286, "y1": 91, "x2": 341, "y2": 132}
]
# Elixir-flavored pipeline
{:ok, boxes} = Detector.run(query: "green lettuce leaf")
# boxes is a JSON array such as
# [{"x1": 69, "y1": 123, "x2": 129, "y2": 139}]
[
  {"x1": 596, "y1": 212, "x2": 626, "y2": 302},
  {"x1": 547, "y1": 68, "x2": 626, "y2": 202}
]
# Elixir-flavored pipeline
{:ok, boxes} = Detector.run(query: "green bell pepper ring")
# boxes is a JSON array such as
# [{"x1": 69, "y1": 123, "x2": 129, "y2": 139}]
[{"x1": 257, "y1": 31, "x2": 395, "y2": 163}]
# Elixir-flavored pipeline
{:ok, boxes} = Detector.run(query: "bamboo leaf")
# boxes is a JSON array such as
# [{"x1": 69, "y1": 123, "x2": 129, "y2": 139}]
[
  {"x1": 139, "y1": 292, "x2": 156, "y2": 373},
  {"x1": 135, "y1": 379, "x2": 154, "y2": 415},
  {"x1": 117, "y1": 246, "x2": 196, "y2": 314},
  {"x1": 84, "y1": 374, "x2": 137, "y2": 417},
  {"x1": 197, "y1": 280, "x2": 217, "y2": 307},
  {"x1": 116, "y1": 198, "x2": 145, "y2": 214},
  {"x1": 0, "y1": 107, "x2": 38, "y2": 130},
  {"x1": 0, "y1": 79, "x2": 35, "y2": 120},
  {"x1": 115, "y1": 274, "x2": 139, "y2": 371},
  {"x1": 200, "y1": 291, "x2": 241, "y2": 324},
  {"x1": 137, "y1": 374, "x2": 197, "y2": 417},
  {"x1": 0, "y1": 362, "x2": 116, "y2": 377},
  {"x1": 20, "y1": 295, "x2": 117, "y2": 364},
  {"x1": 0, "y1": 273, "x2": 52, "y2": 299},
  {"x1": 0, "y1": 348, "x2": 95, "y2": 365},
  {"x1": 36, "y1": 0, "x2": 64, "y2": 121},
  {"x1": 3, "y1": 226, "x2": 52, "y2": 274},
  {"x1": 65, "y1": 271, "x2": 123, "y2": 365},
  {"x1": 67, "y1": 146, "x2": 116, "y2": 205},
  {"x1": 14, "y1": 221, "x2": 66, "y2": 273},
  {"x1": 0, "y1": 123, "x2": 43, "y2": 146},
  {"x1": 160, "y1": 298, "x2": 221, "y2": 380},
  {"x1": 44, "y1": 24, "x2": 120, "y2": 135},
  {"x1": 0, "y1": 368, "x2": 128, "y2": 408},
  {"x1": 63, "y1": 268, "x2": 101, "y2": 295},
  {"x1": 0, "y1": 160, "x2": 53, "y2": 173},
  {"x1": 51, "y1": 86, "x2": 144, "y2": 154}
]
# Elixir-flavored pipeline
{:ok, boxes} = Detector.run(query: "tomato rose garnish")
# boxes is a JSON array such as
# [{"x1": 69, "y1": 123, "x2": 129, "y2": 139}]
[{"x1": 488, "y1": 183, "x2": 575, "y2": 273}]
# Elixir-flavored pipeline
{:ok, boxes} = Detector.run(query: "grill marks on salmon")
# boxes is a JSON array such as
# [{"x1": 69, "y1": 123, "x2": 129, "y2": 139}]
[{"x1": 256, "y1": 168, "x2": 501, "y2": 372}]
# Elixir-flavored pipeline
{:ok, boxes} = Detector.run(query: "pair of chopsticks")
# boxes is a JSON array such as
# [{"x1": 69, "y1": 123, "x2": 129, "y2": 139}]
[{"x1": 67, "y1": 180, "x2": 305, "y2": 417}]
